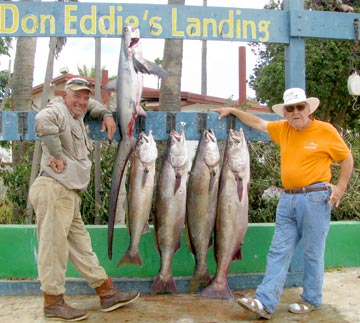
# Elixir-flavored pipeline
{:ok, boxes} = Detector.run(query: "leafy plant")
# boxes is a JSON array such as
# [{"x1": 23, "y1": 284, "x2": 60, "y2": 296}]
[
  {"x1": 0, "y1": 144, "x2": 33, "y2": 223},
  {"x1": 1, "y1": 134, "x2": 359, "y2": 224},
  {"x1": 0, "y1": 198, "x2": 14, "y2": 224}
]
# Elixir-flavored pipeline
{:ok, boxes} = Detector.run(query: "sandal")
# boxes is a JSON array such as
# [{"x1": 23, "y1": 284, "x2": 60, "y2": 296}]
[
  {"x1": 237, "y1": 297, "x2": 271, "y2": 320},
  {"x1": 288, "y1": 300, "x2": 319, "y2": 314}
]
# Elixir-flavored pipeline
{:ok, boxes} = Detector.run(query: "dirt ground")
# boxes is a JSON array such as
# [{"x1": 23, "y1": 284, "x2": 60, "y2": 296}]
[{"x1": 0, "y1": 267, "x2": 359, "y2": 323}]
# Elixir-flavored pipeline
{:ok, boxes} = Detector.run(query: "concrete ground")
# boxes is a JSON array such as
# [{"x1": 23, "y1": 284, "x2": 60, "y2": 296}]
[{"x1": 0, "y1": 267, "x2": 359, "y2": 323}]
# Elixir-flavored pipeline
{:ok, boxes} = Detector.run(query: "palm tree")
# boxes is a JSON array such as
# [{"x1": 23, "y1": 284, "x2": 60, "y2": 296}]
[
  {"x1": 26, "y1": 37, "x2": 65, "y2": 223},
  {"x1": 159, "y1": 0, "x2": 185, "y2": 111},
  {"x1": 25, "y1": 0, "x2": 77, "y2": 223},
  {"x1": 12, "y1": 36, "x2": 37, "y2": 121}
]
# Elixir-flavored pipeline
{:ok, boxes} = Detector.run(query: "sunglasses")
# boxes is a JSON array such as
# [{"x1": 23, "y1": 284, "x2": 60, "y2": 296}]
[
  {"x1": 284, "y1": 104, "x2": 306, "y2": 113},
  {"x1": 66, "y1": 79, "x2": 92, "y2": 88}
]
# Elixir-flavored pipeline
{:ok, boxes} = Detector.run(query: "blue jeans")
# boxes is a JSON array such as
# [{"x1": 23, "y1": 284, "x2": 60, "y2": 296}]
[{"x1": 255, "y1": 183, "x2": 332, "y2": 313}]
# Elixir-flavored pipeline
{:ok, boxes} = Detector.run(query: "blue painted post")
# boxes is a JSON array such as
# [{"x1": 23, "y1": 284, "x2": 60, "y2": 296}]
[
  {"x1": 282, "y1": 2, "x2": 306, "y2": 272},
  {"x1": 284, "y1": 0, "x2": 306, "y2": 90}
]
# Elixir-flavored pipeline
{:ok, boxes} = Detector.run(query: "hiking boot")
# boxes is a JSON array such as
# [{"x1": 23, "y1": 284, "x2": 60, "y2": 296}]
[
  {"x1": 43, "y1": 293, "x2": 87, "y2": 321},
  {"x1": 95, "y1": 277, "x2": 140, "y2": 312}
]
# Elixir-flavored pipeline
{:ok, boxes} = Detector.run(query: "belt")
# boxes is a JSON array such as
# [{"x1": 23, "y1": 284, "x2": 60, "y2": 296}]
[
  {"x1": 284, "y1": 186, "x2": 328, "y2": 194},
  {"x1": 40, "y1": 171, "x2": 81, "y2": 194}
]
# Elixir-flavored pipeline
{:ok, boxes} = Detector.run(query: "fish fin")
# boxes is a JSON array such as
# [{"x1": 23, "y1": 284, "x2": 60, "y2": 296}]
[
  {"x1": 208, "y1": 170, "x2": 216, "y2": 193},
  {"x1": 199, "y1": 280, "x2": 234, "y2": 300},
  {"x1": 130, "y1": 101, "x2": 147, "y2": 120},
  {"x1": 132, "y1": 55, "x2": 151, "y2": 74},
  {"x1": 189, "y1": 270, "x2": 211, "y2": 294},
  {"x1": 133, "y1": 55, "x2": 169, "y2": 79},
  {"x1": 233, "y1": 246, "x2": 243, "y2": 261},
  {"x1": 237, "y1": 176, "x2": 243, "y2": 202},
  {"x1": 174, "y1": 173, "x2": 181, "y2": 194},
  {"x1": 138, "y1": 106, "x2": 147, "y2": 117},
  {"x1": 184, "y1": 223, "x2": 194, "y2": 254},
  {"x1": 108, "y1": 139, "x2": 135, "y2": 260},
  {"x1": 153, "y1": 217, "x2": 160, "y2": 252},
  {"x1": 141, "y1": 167, "x2": 149, "y2": 188},
  {"x1": 142, "y1": 221, "x2": 150, "y2": 234},
  {"x1": 207, "y1": 235, "x2": 213, "y2": 249},
  {"x1": 130, "y1": 137, "x2": 137, "y2": 150},
  {"x1": 151, "y1": 274, "x2": 177, "y2": 295},
  {"x1": 103, "y1": 79, "x2": 117, "y2": 91},
  {"x1": 117, "y1": 250, "x2": 143, "y2": 267}
]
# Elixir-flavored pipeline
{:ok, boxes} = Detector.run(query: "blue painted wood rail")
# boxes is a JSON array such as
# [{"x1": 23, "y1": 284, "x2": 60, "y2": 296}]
[{"x1": 0, "y1": 111, "x2": 281, "y2": 142}]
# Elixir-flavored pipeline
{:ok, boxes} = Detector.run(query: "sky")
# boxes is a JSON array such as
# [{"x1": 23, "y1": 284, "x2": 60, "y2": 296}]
[{"x1": 0, "y1": 0, "x2": 270, "y2": 100}]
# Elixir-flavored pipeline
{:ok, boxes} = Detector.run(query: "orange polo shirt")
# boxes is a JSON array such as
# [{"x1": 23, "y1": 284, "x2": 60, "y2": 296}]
[{"x1": 267, "y1": 119, "x2": 351, "y2": 189}]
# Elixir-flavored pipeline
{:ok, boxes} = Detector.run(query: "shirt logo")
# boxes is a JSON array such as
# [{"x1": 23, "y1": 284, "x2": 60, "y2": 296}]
[{"x1": 304, "y1": 141, "x2": 318, "y2": 149}]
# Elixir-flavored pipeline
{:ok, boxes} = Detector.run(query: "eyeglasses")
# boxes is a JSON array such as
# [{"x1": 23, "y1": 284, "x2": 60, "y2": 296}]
[
  {"x1": 66, "y1": 78, "x2": 92, "y2": 88},
  {"x1": 284, "y1": 104, "x2": 306, "y2": 113}
]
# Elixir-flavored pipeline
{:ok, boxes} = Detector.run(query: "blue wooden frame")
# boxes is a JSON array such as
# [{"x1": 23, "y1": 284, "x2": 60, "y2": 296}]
[{"x1": 0, "y1": 111, "x2": 281, "y2": 142}]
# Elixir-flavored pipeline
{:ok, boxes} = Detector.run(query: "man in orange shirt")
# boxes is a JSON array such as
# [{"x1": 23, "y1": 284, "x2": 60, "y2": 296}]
[{"x1": 214, "y1": 88, "x2": 353, "y2": 320}]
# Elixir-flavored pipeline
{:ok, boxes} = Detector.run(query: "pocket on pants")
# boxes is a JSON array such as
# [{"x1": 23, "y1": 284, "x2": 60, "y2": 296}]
[{"x1": 306, "y1": 190, "x2": 330, "y2": 204}]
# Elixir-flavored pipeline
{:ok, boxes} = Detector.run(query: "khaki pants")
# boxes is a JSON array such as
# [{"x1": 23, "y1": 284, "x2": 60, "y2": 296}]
[{"x1": 29, "y1": 176, "x2": 107, "y2": 295}]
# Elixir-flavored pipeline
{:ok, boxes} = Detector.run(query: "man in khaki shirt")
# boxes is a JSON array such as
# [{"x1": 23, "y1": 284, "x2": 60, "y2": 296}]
[{"x1": 29, "y1": 77, "x2": 139, "y2": 321}]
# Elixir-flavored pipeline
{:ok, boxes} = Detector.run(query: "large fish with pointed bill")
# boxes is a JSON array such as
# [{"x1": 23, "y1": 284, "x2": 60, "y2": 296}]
[
  {"x1": 200, "y1": 128, "x2": 250, "y2": 300},
  {"x1": 152, "y1": 128, "x2": 188, "y2": 295},
  {"x1": 118, "y1": 130, "x2": 157, "y2": 267},
  {"x1": 106, "y1": 24, "x2": 168, "y2": 260},
  {"x1": 186, "y1": 128, "x2": 220, "y2": 293}
]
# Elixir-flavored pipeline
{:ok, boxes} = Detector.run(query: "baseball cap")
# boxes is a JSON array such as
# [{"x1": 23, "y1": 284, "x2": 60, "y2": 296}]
[{"x1": 65, "y1": 77, "x2": 93, "y2": 92}]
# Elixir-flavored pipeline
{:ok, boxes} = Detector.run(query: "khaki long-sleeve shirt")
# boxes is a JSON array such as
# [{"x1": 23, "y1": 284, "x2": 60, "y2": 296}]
[{"x1": 35, "y1": 97, "x2": 112, "y2": 192}]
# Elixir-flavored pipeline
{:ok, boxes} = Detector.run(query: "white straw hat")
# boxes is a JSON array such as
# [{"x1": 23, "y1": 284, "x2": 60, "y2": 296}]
[{"x1": 272, "y1": 88, "x2": 320, "y2": 117}]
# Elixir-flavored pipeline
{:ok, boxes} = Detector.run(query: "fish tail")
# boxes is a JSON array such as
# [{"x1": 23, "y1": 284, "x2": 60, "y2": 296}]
[
  {"x1": 117, "y1": 250, "x2": 143, "y2": 267},
  {"x1": 151, "y1": 274, "x2": 177, "y2": 295},
  {"x1": 199, "y1": 280, "x2": 234, "y2": 300},
  {"x1": 189, "y1": 270, "x2": 211, "y2": 294}
]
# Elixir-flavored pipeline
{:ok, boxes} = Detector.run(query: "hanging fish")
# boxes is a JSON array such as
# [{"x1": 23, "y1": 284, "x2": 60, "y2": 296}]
[{"x1": 106, "y1": 24, "x2": 168, "y2": 260}]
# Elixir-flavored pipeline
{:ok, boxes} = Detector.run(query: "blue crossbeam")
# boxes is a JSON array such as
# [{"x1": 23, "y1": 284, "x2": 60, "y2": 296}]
[
  {"x1": 0, "y1": 2, "x2": 359, "y2": 42},
  {"x1": 0, "y1": 111, "x2": 280, "y2": 142}
]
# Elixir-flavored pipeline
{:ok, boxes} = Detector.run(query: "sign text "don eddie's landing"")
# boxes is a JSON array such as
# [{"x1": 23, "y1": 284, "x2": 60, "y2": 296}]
[{"x1": 0, "y1": 3, "x2": 272, "y2": 42}]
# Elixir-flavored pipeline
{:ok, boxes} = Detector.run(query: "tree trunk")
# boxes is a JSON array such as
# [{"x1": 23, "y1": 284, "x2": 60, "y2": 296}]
[
  {"x1": 26, "y1": 37, "x2": 59, "y2": 223},
  {"x1": 159, "y1": 0, "x2": 185, "y2": 111},
  {"x1": 12, "y1": 36, "x2": 37, "y2": 162}
]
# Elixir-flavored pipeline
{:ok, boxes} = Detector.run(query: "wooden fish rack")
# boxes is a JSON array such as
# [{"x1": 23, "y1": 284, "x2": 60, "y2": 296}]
[
  {"x1": 1, "y1": 0, "x2": 359, "y2": 295},
  {"x1": 0, "y1": 111, "x2": 280, "y2": 142}
]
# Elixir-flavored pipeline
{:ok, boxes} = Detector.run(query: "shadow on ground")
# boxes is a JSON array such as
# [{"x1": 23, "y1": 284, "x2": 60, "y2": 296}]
[
  {"x1": 58, "y1": 291, "x2": 351, "y2": 323},
  {"x1": 1, "y1": 267, "x2": 359, "y2": 323}
]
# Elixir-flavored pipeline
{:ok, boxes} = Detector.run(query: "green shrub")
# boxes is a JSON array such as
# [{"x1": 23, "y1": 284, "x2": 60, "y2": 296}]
[
  {"x1": 0, "y1": 198, "x2": 14, "y2": 224},
  {"x1": 1, "y1": 131, "x2": 359, "y2": 224},
  {"x1": 0, "y1": 148, "x2": 32, "y2": 224}
]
